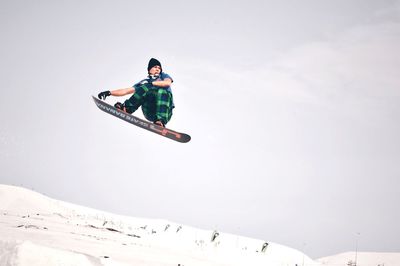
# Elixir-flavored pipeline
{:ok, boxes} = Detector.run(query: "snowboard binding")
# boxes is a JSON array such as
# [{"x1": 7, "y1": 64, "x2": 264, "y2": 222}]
[{"x1": 114, "y1": 102, "x2": 127, "y2": 113}]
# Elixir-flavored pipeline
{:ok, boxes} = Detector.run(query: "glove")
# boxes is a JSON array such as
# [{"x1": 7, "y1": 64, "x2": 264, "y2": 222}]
[
  {"x1": 98, "y1": 90, "x2": 111, "y2": 100},
  {"x1": 138, "y1": 79, "x2": 153, "y2": 86},
  {"x1": 148, "y1": 74, "x2": 159, "y2": 80}
]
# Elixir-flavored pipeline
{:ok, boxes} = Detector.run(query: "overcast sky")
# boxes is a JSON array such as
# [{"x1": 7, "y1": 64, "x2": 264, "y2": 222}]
[{"x1": 1, "y1": 0, "x2": 399, "y2": 259}]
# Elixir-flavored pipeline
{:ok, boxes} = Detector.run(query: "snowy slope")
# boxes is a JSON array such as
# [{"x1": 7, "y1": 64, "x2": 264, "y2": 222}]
[
  {"x1": 318, "y1": 251, "x2": 400, "y2": 266},
  {"x1": 0, "y1": 184, "x2": 319, "y2": 266}
]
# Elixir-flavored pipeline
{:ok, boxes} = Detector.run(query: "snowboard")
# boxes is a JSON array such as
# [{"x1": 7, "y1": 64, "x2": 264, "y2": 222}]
[{"x1": 92, "y1": 96, "x2": 191, "y2": 143}]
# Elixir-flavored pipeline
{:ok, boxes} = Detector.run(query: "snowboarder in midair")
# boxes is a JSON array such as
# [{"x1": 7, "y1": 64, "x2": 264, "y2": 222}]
[{"x1": 98, "y1": 58, "x2": 174, "y2": 127}]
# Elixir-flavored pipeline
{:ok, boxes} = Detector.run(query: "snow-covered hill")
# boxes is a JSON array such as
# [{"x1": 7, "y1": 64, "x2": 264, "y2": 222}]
[
  {"x1": 0, "y1": 184, "x2": 320, "y2": 266},
  {"x1": 3, "y1": 185, "x2": 398, "y2": 266},
  {"x1": 318, "y1": 251, "x2": 400, "y2": 266}
]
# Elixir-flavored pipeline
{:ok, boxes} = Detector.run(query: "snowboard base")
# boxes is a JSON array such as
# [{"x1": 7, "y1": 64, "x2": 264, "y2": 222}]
[{"x1": 92, "y1": 96, "x2": 191, "y2": 143}]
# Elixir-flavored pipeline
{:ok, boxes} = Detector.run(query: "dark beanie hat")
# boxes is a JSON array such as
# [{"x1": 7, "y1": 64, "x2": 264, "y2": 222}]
[{"x1": 148, "y1": 58, "x2": 162, "y2": 72}]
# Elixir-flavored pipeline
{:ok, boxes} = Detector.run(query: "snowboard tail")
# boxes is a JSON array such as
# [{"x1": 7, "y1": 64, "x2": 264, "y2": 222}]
[{"x1": 92, "y1": 96, "x2": 191, "y2": 143}]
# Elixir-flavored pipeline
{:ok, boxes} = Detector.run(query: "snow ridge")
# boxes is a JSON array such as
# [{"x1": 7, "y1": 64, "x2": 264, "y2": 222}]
[{"x1": 0, "y1": 184, "x2": 322, "y2": 265}]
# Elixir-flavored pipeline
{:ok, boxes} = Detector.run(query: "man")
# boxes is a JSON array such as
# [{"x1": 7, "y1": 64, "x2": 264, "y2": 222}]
[{"x1": 98, "y1": 58, "x2": 174, "y2": 127}]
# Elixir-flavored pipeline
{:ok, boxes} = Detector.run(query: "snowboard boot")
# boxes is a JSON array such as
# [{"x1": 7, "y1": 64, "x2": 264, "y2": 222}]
[
  {"x1": 154, "y1": 120, "x2": 165, "y2": 127},
  {"x1": 114, "y1": 102, "x2": 127, "y2": 112}
]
